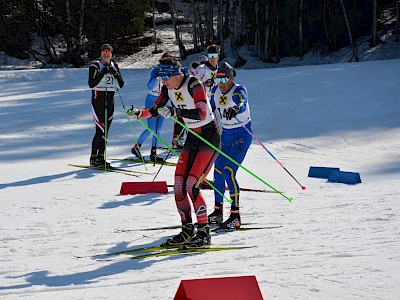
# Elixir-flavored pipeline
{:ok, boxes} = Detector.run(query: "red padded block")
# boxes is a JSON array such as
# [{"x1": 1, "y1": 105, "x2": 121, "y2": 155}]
[
  {"x1": 119, "y1": 181, "x2": 168, "y2": 195},
  {"x1": 174, "y1": 275, "x2": 263, "y2": 300}
]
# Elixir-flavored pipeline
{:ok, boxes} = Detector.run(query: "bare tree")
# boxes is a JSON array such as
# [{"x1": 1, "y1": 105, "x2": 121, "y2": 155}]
[
  {"x1": 170, "y1": 0, "x2": 187, "y2": 57},
  {"x1": 206, "y1": 0, "x2": 214, "y2": 44},
  {"x1": 255, "y1": 1, "x2": 260, "y2": 57},
  {"x1": 323, "y1": 0, "x2": 337, "y2": 51},
  {"x1": 372, "y1": 0, "x2": 377, "y2": 46},
  {"x1": 339, "y1": 0, "x2": 359, "y2": 62},
  {"x1": 396, "y1": 0, "x2": 400, "y2": 42},
  {"x1": 216, "y1": 0, "x2": 224, "y2": 46},
  {"x1": 152, "y1": 0, "x2": 162, "y2": 53},
  {"x1": 192, "y1": 0, "x2": 199, "y2": 49},
  {"x1": 265, "y1": 1, "x2": 271, "y2": 62},
  {"x1": 298, "y1": 0, "x2": 304, "y2": 56},
  {"x1": 229, "y1": 0, "x2": 246, "y2": 66},
  {"x1": 78, "y1": 0, "x2": 85, "y2": 46},
  {"x1": 272, "y1": 0, "x2": 280, "y2": 62}
]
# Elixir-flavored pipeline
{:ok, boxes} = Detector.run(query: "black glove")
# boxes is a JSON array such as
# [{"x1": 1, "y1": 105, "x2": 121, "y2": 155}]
[
  {"x1": 111, "y1": 67, "x2": 118, "y2": 76},
  {"x1": 127, "y1": 106, "x2": 142, "y2": 120},
  {"x1": 191, "y1": 61, "x2": 201, "y2": 69},
  {"x1": 223, "y1": 106, "x2": 240, "y2": 120},
  {"x1": 100, "y1": 66, "x2": 109, "y2": 75}
]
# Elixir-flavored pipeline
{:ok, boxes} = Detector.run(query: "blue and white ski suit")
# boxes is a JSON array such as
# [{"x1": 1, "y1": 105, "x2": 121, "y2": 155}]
[{"x1": 210, "y1": 82, "x2": 252, "y2": 208}]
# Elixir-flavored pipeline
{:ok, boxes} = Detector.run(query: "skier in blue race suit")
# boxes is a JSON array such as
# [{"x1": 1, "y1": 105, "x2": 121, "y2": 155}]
[
  {"x1": 208, "y1": 62, "x2": 253, "y2": 229},
  {"x1": 131, "y1": 65, "x2": 165, "y2": 162}
]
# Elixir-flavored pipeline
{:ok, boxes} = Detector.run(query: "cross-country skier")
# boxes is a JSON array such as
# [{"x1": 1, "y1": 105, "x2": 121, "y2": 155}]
[
  {"x1": 127, "y1": 53, "x2": 220, "y2": 248},
  {"x1": 208, "y1": 62, "x2": 253, "y2": 229},
  {"x1": 88, "y1": 44, "x2": 124, "y2": 167}
]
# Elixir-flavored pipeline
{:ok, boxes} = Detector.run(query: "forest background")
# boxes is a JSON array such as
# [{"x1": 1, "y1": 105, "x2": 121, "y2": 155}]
[{"x1": 1, "y1": 0, "x2": 399, "y2": 68}]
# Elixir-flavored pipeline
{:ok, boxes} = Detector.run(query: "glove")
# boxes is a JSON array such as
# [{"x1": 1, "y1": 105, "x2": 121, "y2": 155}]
[
  {"x1": 127, "y1": 106, "x2": 142, "y2": 120},
  {"x1": 111, "y1": 67, "x2": 118, "y2": 76},
  {"x1": 100, "y1": 66, "x2": 109, "y2": 75},
  {"x1": 158, "y1": 106, "x2": 177, "y2": 118},
  {"x1": 223, "y1": 106, "x2": 240, "y2": 120},
  {"x1": 191, "y1": 61, "x2": 201, "y2": 69}
]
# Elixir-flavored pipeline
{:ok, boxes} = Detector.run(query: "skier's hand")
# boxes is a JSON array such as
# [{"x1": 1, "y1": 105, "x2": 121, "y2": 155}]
[
  {"x1": 158, "y1": 106, "x2": 177, "y2": 118},
  {"x1": 127, "y1": 106, "x2": 142, "y2": 120},
  {"x1": 111, "y1": 66, "x2": 119, "y2": 76},
  {"x1": 223, "y1": 106, "x2": 240, "y2": 120},
  {"x1": 100, "y1": 66, "x2": 109, "y2": 75}
]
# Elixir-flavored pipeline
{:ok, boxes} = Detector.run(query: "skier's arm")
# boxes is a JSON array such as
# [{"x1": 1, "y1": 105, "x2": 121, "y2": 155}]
[
  {"x1": 231, "y1": 86, "x2": 249, "y2": 113},
  {"x1": 147, "y1": 67, "x2": 159, "y2": 91},
  {"x1": 129, "y1": 85, "x2": 170, "y2": 119},
  {"x1": 88, "y1": 64, "x2": 105, "y2": 88}
]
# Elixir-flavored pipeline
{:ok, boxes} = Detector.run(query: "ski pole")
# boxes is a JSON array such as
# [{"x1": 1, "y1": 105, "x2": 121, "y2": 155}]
[
  {"x1": 234, "y1": 117, "x2": 306, "y2": 190},
  {"x1": 104, "y1": 87, "x2": 108, "y2": 172},
  {"x1": 152, "y1": 127, "x2": 184, "y2": 182},
  {"x1": 136, "y1": 118, "x2": 233, "y2": 204},
  {"x1": 115, "y1": 87, "x2": 147, "y2": 168},
  {"x1": 169, "y1": 116, "x2": 293, "y2": 203}
]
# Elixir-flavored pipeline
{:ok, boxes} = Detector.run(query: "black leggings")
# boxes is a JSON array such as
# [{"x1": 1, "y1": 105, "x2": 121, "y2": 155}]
[{"x1": 91, "y1": 91, "x2": 114, "y2": 156}]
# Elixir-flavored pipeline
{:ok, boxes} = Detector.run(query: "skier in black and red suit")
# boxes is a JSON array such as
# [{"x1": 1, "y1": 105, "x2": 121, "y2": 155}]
[
  {"x1": 127, "y1": 53, "x2": 220, "y2": 248},
  {"x1": 88, "y1": 43, "x2": 124, "y2": 167}
]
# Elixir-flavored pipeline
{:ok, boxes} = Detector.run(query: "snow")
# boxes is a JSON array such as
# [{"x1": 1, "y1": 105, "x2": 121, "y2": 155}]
[{"x1": 1, "y1": 51, "x2": 400, "y2": 299}]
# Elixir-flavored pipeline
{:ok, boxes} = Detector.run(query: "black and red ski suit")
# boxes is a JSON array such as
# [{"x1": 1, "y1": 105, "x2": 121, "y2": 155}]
[{"x1": 141, "y1": 74, "x2": 220, "y2": 225}]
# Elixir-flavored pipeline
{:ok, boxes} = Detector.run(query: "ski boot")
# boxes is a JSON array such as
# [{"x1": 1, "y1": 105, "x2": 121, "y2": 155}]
[
  {"x1": 207, "y1": 204, "x2": 223, "y2": 225},
  {"x1": 160, "y1": 223, "x2": 195, "y2": 248},
  {"x1": 150, "y1": 147, "x2": 164, "y2": 162},
  {"x1": 97, "y1": 154, "x2": 111, "y2": 168},
  {"x1": 90, "y1": 154, "x2": 110, "y2": 168},
  {"x1": 181, "y1": 224, "x2": 211, "y2": 249},
  {"x1": 219, "y1": 209, "x2": 241, "y2": 230},
  {"x1": 131, "y1": 143, "x2": 143, "y2": 159}
]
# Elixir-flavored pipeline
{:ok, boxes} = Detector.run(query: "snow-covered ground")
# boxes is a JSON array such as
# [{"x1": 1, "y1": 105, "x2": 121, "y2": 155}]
[{"x1": 0, "y1": 54, "x2": 399, "y2": 299}]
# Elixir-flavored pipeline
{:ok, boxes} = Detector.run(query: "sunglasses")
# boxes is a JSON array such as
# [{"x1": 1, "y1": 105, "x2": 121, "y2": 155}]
[
  {"x1": 101, "y1": 49, "x2": 111, "y2": 54},
  {"x1": 216, "y1": 77, "x2": 230, "y2": 83},
  {"x1": 207, "y1": 53, "x2": 219, "y2": 58}
]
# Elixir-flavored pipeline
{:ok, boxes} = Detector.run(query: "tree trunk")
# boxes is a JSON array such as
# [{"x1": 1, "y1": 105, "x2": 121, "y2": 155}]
[
  {"x1": 298, "y1": 0, "x2": 304, "y2": 56},
  {"x1": 255, "y1": 1, "x2": 260, "y2": 57},
  {"x1": 217, "y1": 0, "x2": 224, "y2": 46},
  {"x1": 170, "y1": 0, "x2": 187, "y2": 58},
  {"x1": 152, "y1": 0, "x2": 161, "y2": 53},
  {"x1": 339, "y1": 0, "x2": 359, "y2": 61},
  {"x1": 192, "y1": 0, "x2": 199, "y2": 49},
  {"x1": 229, "y1": 0, "x2": 246, "y2": 67},
  {"x1": 196, "y1": 0, "x2": 204, "y2": 46},
  {"x1": 78, "y1": 0, "x2": 85, "y2": 45},
  {"x1": 65, "y1": 0, "x2": 73, "y2": 63},
  {"x1": 206, "y1": 0, "x2": 214, "y2": 44},
  {"x1": 265, "y1": 2, "x2": 271, "y2": 62},
  {"x1": 396, "y1": 0, "x2": 400, "y2": 42},
  {"x1": 371, "y1": 0, "x2": 377, "y2": 46},
  {"x1": 273, "y1": 0, "x2": 279, "y2": 62}
]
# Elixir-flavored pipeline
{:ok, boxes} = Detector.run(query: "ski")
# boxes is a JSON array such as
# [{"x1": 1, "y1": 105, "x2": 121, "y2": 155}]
[
  {"x1": 128, "y1": 246, "x2": 255, "y2": 260},
  {"x1": 68, "y1": 164, "x2": 152, "y2": 176},
  {"x1": 110, "y1": 158, "x2": 177, "y2": 167},
  {"x1": 93, "y1": 245, "x2": 255, "y2": 261},
  {"x1": 211, "y1": 225, "x2": 283, "y2": 233},
  {"x1": 115, "y1": 222, "x2": 262, "y2": 232},
  {"x1": 198, "y1": 181, "x2": 282, "y2": 193}
]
